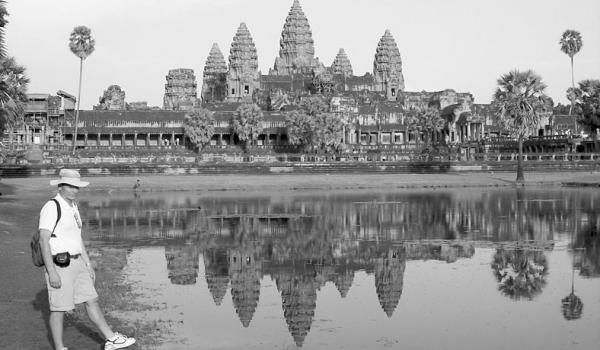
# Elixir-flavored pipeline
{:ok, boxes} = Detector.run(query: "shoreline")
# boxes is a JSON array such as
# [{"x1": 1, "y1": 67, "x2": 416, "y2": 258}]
[{"x1": 2, "y1": 171, "x2": 599, "y2": 194}]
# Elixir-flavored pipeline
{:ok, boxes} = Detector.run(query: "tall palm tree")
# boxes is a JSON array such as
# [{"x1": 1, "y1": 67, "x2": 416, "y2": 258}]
[
  {"x1": 492, "y1": 70, "x2": 550, "y2": 182},
  {"x1": 560, "y1": 30, "x2": 583, "y2": 116},
  {"x1": 69, "y1": 25, "x2": 95, "y2": 154}
]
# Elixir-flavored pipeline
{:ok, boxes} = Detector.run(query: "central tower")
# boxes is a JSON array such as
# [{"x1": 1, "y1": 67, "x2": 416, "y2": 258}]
[{"x1": 271, "y1": 0, "x2": 323, "y2": 76}]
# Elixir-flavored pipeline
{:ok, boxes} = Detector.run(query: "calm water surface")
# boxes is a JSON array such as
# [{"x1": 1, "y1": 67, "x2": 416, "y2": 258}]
[{"x1": 79, "y1": 188, "x2": 600, "y2": 350}]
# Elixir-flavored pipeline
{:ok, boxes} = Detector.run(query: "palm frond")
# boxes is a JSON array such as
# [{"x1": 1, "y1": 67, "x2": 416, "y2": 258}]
[{"x1": 69, "y1": 25, "x2": 96, "y2": 60}]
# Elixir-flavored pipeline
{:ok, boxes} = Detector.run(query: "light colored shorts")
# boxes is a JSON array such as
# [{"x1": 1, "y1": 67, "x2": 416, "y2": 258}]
[{"x1": 45, "y1": 257, "x2": 99, "y2": 311}]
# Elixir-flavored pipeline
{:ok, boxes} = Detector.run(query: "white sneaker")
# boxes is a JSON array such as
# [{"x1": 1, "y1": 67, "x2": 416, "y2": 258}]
[{"x1": 104, "y1": 332, "x2": 136, "y2": 350}]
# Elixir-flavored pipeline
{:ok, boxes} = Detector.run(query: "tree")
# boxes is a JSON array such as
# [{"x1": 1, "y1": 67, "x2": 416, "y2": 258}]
[
  {"x1": 559, "y1": 30, "x2": 583, "y2": 116},
  {"x1": 300, "y1": 96, "x2": 328, "y2": 117},
  {"x1": 492, "y1": 70, "x2": 550, "y2": 182},
  {"x1": 232, "y1": 103, "x2": 263, "y2": 150},
  {"x1": 572, "y1": 79, "x2": 600, "y2": 140},
  {"x1": 285, "y1": 110, "x2": 314, "y2": 151},
  {"x1": 313, "y1": 113, "x2": 344, "y2": 153},
  {"x1": 405, "y1": 105, "x2": 446, "y2": 150},
  {"x1": 69, "y1": 25, "x2": 95, "y2": 155},
  {"x1": 0, "y1": 2, "x2": 28, "y2": 137},
  {"x1": 184, "y1": 108, "x2": 215, "y2": 151}
]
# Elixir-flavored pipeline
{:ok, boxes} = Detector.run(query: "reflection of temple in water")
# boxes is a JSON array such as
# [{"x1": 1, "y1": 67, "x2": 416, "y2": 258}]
[
  {"x1": 79, "y1": 189, "x2": 600, "y2": 346},
  {"x1": 81, "y1": 189, "x2": 600, "y2": 246},
  {"x1": 375, "y1": 248, "x2": 406, "y2": 317},
  {"x1": 274, "y1": 269, "x2": 318, "y2": 347},
  {"x1": 229, "y1": 242, "x2": 263, "y2": 327},
  {"x1": 204, "y1": 249, "x2": 230, "y2": 305}
]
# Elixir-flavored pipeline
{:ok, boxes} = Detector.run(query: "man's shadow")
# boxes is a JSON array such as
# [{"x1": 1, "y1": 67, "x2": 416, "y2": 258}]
[{"x1": 32, "y1": 289, "x2": 104, "y2": 348}]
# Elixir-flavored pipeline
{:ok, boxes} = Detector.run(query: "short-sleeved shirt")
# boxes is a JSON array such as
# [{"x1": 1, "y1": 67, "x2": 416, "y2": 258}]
[{"x1": 38, "y1": 194, "x2": 83, "y2": 255}]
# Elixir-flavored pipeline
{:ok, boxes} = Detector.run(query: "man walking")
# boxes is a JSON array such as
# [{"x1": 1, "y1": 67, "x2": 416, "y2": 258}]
[{"x1": 39, "y1": 169, "x2": 135, "y2": 350}]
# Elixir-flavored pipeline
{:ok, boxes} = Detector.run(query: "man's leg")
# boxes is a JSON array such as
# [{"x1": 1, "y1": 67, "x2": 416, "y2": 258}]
[
  {"x1": 49, "y1": 311, "x2": 65, "y2": 350},
  {"x1": 84, "y1": 298, "x2": 114, "y2": 339}
]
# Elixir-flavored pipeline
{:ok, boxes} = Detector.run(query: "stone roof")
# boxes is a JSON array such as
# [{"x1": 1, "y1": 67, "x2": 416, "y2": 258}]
[
  {"x1": 68, "y1": 110, "x2": 186, "y2": 122},
  {"x1": 346, "y1": 73, "x2": 375, "y2": 86},
  {"x1": 373, "y1": 30, "x2": 405, "y2": 90},
  {"x1": 204, "y1": 250, "x2": 230, "y2": 306}
]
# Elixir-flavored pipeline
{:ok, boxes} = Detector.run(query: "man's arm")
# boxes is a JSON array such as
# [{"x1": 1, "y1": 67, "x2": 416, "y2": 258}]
[
  {"x1": 80, "y1": 241, "x2": 95, "y2": 281},
  {"x1": 39, "y1": 229, "x2": 61, "y2": 288}
]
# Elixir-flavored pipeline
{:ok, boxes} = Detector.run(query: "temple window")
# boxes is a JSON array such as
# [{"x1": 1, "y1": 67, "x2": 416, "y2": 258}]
[
  {"x1": 244, "y1": 85, "x2": 250, "y2": 95},
  {"x1": 391, "y1": 88, "x2": 396, "y2": 97},
  {"x1": 231, "y1": 88, "x2": 235, "y2": 95}
]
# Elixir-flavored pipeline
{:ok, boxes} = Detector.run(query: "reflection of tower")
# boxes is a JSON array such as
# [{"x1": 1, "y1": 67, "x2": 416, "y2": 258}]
[
  {"x1": 374, "y1": 248, "x2": 406, "y2": 317},
  {"x1": 203, "y1": 248, "x2": 230, "y2": 306},
  {"x1": 165, "y1": 243, "x2": 199, "y2": 285},
  {"x1": 333, "y1": 267, "x2": 354, "y2": 298},
  {"x1": 229, "y1": 246, "x2": 262, "y2": 327},
  {"x1": 275, "y1": 271, "x2": 318, "y2": 347}
]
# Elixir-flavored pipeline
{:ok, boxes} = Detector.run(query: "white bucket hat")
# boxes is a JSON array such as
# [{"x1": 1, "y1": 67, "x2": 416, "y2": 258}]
[{"x1": 49, "y1": 169, "x2": 90, "y2": 187}]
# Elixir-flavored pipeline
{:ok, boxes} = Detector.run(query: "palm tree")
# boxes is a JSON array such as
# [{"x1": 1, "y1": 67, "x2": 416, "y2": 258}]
[
  {"x1": 560, "y1": 30, "x2": 583, "y2": 116},
  {"x1": 492, "y1": 70, "x2": 550, "y2": 182},
  {"x1": 0, "y1": 57, "x2": 28, "y2": 135},
  {"x1": 68, "y1": 26, "x2": 95, "y2": 154}
]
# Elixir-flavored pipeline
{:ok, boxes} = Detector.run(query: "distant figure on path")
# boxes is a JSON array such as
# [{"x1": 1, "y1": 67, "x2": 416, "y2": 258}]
[
  {"x1": 133, "y1": 179, "x2": 141, "y2": 192},
  {"x1": 38, "y1": 169, "x2": 136, "y2": 350}
]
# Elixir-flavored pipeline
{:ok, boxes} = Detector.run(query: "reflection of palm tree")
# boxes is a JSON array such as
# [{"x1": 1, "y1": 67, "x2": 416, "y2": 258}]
[
  {"x1": 491, "y1": 248, "x2": 548, "y2": 300},
  {"x1": 562, "y1": 228, "x2": 583, "y2": 320}
]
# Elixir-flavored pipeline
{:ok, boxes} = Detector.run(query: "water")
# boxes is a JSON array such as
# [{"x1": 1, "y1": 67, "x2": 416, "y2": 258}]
[{"x1": 79, "y1": 188, "x2": 600, "y2": 349}]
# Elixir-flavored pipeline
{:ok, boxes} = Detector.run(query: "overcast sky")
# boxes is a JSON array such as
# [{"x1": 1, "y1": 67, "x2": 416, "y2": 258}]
[{"x1": 6, "y1": 0, "x2": 600, "y2": 109}]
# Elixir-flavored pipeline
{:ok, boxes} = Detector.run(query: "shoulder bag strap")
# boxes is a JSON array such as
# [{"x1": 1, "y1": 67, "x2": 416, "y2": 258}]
[{"x1": 49, "y1": 199, "x2": 62, "y2": 238}]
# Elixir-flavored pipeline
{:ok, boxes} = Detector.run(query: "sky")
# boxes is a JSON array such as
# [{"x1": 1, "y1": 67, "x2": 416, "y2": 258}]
[{"x1": 6, "y1": 0, "x2": 600, "y2": 110}]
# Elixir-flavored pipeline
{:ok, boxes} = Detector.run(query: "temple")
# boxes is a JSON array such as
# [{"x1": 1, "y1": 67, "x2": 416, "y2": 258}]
[{"x1": 2, "y1": 0, "x2": 583, "y2": 158}]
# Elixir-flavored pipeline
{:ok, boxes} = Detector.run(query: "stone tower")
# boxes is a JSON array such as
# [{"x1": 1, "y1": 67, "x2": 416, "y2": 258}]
[
  {"x1": 94, "y1": 85, "x2": 126, "y2": 110},
  {"x1": 226, "y1": 23, "x2": 260, "y2": 102},
  {"x1": 163, "y1": 68, "x2": 197, "y2": 111},
  {"x1": 373, "y1": 30, "x2": 405, "y2": 101},
  {"x1": 331, "y1": 48, "x2": 353, "y2": 77},
  {"x1": 271, "y1": 0, "x2": 323, "y2": 76},
  {"x1": 201, "y1": 43, "x2": 228, "y2": 103}
]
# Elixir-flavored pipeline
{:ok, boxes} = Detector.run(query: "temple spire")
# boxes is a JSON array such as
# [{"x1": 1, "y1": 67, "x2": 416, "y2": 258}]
[
  {"x1": 331, "y1": 48, "x2": 353, "y2": 77},
  {"x1": 271, "y1": 0, "x2": 323, "y2": 75},
  {"x1": 201, "y1": 43, "x2": 228, "y2": 102},
  {"x1": 373, "y1": 29, "x2": 405, "y2": 90},
  {"x1": 226, "y1": 23, "x2": 259, "y2": 102}
]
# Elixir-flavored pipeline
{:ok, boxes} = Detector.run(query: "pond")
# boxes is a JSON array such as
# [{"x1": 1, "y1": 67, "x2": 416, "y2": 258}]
[{"x1": 78, "y1": 188, "x2": 600, "y2": 349}]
